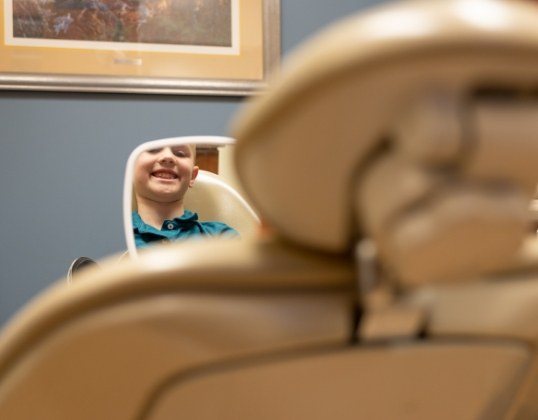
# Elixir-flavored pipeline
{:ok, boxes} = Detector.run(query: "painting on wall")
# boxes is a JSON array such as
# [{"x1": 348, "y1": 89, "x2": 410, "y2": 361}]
[{"x1": 0, "y1": 0, "x2": 280, "y2": 95}]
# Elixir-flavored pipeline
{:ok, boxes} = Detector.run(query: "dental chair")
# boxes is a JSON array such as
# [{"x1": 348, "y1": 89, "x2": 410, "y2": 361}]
[
  {"x1": 67, "y1": 167, "x2": 260, "y2": 281},
  {"x1": 1, "y1": 0, "x2": 538, "y2": 419},
  {"x1": 175, "y1": 169, "x2": 259, "y2": 238}
]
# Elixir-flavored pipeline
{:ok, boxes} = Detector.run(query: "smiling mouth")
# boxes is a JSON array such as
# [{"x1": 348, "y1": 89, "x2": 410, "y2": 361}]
[{"x1": 151, "y1": 170, "x2": 178, "y2": 180}]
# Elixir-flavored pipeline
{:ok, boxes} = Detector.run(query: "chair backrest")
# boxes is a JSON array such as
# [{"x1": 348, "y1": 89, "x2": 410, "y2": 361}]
[
  {"x1": 1, "y1": 1, "x2": 538, "y2": 419},
  {"x1": 0, "y1": 239, "x2": 355, "y2": 420},
  {"x1": 232, "y1": 0, "x2": 538, "y2": 284},
  {"x1": 184, "y1": 170, "x2": 260, "y2": 238}
]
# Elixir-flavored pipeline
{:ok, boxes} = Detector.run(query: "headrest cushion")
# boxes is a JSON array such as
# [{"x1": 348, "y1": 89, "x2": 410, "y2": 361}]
[{"x1": 232, "y1": 0, "x2": 538, "y2": 254}]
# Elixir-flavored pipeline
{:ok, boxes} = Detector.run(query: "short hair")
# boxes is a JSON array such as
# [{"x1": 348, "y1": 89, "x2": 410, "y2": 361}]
[{"x1": 189, "y1": 144, "x2": 197, "y2": 162}]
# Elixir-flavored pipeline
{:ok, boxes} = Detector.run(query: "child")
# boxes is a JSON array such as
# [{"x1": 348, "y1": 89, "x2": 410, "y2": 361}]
[{"x1": 132, "y1": 144, "x2": 238, "y2": 249}]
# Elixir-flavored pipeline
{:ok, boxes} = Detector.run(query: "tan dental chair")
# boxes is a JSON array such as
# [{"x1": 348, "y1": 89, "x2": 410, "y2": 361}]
[
  {"x1": 65, "y1": 169, "x2": 260, "y2": 281},
  {"x1": 2, "y1": 1, "x2": 538, "y2": 419},
  {"x1": 184, "y1": 169, "x2": 260, "y2": 238}
]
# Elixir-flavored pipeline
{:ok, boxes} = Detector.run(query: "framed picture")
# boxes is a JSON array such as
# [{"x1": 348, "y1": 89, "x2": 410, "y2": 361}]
[{"x1": 0, "y1": 0, "x2": 280, "y2": 95}]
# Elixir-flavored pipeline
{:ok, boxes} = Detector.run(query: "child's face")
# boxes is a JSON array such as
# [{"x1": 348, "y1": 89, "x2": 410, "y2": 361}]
[{"x1": 134, "y1": 145, "x2": 199, "y2": 204}]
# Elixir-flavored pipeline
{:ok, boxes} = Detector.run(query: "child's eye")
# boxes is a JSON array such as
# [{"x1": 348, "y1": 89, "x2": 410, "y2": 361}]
[
  {"x1": 172, "y1": 148, "x2": 188, "y2": 157},
  {"x1": 147, "y1": 148, "x2": 162, "y2": 154}
]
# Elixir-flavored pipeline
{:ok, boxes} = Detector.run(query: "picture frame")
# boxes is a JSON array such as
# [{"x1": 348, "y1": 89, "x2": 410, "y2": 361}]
[{"x1": 0, "y1": 0, "x2": 280, "y2": 96}]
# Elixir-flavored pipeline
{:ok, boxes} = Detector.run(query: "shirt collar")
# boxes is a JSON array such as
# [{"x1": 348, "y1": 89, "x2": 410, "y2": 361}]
[
  {"x1": 132, "y1": 210, "x2": 199, "y2": 233},
  {"x1": 174, "y1": 209, "x2": 199, "y2": 224}
]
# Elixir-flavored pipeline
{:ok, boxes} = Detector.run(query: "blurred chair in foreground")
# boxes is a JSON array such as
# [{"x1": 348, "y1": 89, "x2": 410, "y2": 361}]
[{"x1": 1, "y1": 1, "x2": 538, "y2": 419}]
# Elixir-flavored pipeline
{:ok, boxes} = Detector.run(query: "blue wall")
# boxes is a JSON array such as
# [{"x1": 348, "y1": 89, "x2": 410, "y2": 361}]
[{"x1": 0, "y1": 0, "x2": 385, "y2": 326}]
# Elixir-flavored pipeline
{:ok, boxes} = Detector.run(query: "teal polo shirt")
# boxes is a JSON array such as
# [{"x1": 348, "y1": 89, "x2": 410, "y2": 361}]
[{"x1": 132, "y1": 210, "x2": 239, "y2": 249}]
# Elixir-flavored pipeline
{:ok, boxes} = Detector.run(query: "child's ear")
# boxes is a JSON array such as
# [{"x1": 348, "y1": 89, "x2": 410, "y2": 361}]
[{"x1": 189, "y1": 165, "x2": 199, "y2": 187}]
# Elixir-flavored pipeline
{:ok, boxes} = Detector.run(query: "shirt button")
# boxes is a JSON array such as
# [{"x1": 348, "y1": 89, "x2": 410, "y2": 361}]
[{"x1": 167, "y1": 223, "x2": 174, "y2": 230}]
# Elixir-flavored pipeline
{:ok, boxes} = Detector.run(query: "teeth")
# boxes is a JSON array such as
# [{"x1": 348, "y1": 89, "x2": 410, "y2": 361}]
[{"x1": 153, "y1": 172, "x2": 176, "y2": 179}]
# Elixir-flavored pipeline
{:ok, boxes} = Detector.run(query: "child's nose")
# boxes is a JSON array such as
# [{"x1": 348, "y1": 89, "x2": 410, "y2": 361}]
[{"x1": 158, "y1": 149, "x2": 175, "y2": 164}]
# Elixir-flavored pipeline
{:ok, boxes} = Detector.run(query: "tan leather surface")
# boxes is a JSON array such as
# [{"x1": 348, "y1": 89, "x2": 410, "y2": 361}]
[
  {"x1": 147, "y1": 342, "x2": 530, "y2": 420},
  {"x1": 374, "y1": 187, "x2": 529, "y2": 285},
  {"x1": 356, "y1": 97, "x2": 537, "y2": 286},
  {"x1": 0, "y1": 238, "x2": 354, "y2": 420},
  {"x1": 464, "y1": 101, "x2": 538, "y2": 195},
  {"x1": 0, "y1": 237, "x2": 354, "y2": 377},
  {"x1": 356, "y1": 155, "x2": 441, "y2": 238},
  {"x1": 405, "y1": 273, "x2": 538, "y2": 342},
  {"x1": 0, "y1": 292, "x2": 351, "y2": 420},
  {"x1": 184, "y1": 170, "x2": 260, "y2": 237},
  {"x1": 232, "y1": 0, "x2": 538, "y2": 255}
]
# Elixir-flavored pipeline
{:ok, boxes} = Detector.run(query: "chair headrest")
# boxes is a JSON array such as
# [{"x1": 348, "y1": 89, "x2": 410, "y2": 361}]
[
  {"x1": 185, "y1": 170, "x2": 260, "y2": 238},
  {"x1": 232, "y1": 0, "x2": 538, "y2": 257}
]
